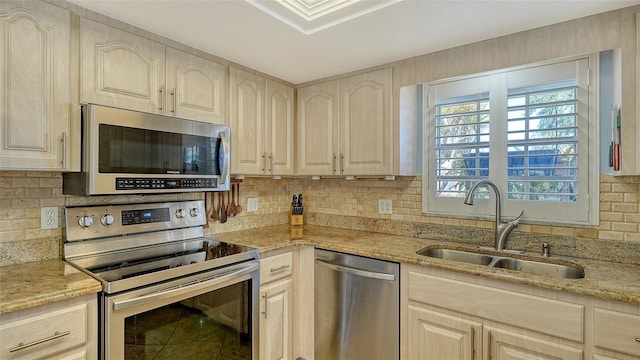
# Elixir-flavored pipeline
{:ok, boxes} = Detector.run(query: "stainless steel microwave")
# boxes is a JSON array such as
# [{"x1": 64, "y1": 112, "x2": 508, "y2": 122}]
[{"x1": 63, "y1": 104, "x2": 229, "y2": 195}]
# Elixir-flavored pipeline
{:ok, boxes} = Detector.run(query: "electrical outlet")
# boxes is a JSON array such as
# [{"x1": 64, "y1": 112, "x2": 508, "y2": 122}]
[
  {"x1": 247, "y1": 198, "x2": 259, "y2": 212},
  {"x1": 41, "y1": 207, "x2": 58, "y2": 229},
  {"x1": 378, "y1": 199, "x2": 392, "y2": 214}
]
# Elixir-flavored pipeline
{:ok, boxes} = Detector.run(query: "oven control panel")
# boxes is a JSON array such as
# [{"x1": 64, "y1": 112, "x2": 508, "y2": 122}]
[{"x1": 64, "y1": 200, "x2": 206, "y2": 242}]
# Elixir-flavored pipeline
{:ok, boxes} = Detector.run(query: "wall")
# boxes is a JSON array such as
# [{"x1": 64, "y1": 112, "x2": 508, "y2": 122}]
[
  {"x1": 1, "y1": 171, "x2": 638, "y2": 266},
  {"x1": 2, "y1": 5, "x2": 640, "y2": 266}
]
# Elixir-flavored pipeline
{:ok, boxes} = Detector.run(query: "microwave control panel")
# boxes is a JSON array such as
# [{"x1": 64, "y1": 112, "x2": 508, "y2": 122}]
[{"x1": 115, "y1": 177, "x2": 217, "y2": 190}]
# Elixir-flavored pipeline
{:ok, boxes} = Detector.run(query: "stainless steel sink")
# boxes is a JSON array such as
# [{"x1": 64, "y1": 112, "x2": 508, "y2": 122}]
[
  {"x1": 417, "y1": 248, "x2": 494, "y2": 266},
  {"x1": 491, "y1": 258, "x2": 584, "y2": 279},
  {"x1": 417, "y1": 247, "x2": 585, "y2": 279}
]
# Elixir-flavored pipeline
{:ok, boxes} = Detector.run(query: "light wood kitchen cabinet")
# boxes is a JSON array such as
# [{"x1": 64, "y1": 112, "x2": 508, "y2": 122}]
[
  {"x1": 593, "y1": 306, "x2": 640, "y2": 360},
  {"x1": 0, "y1": 294, "x2": 97, "y2": 360},
  {"x1": 407, "y1": 305, "x2": 481, "y2": 360},
  {"x1": 296, "y1": 68, "x2": 393, "y2": 176},
  {"x1": 230, "y1": 67, "x2": 294, "y2": 176},
  {"x1": 0, "y1": 0, "x2": 73, "y2": 171},
  {"x1": 259, "y1": 251, "x2": 294, "y2": 360},
  {"x1": 165, "y1": 47, "x2": 226, "y2": 123},
  {"x1": 403, "y1": 264, "x2": 585, "y2": 360},
  {"x1": 81, "y1": 18, "x2": 226, "y2": 123}
]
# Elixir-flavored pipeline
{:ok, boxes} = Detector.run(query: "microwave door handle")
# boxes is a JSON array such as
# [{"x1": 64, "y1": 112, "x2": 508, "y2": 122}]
[{"x1": 218, "y1": 131, "x2": 229, "y2": 185}]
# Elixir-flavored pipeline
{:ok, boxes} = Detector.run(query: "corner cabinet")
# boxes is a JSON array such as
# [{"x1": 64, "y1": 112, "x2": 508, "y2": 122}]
[
  {"x1": 80, "y1": 18, "x2": 226, "y2": 123},
  {"x1": 0, "y1": 0, "x2": 73, "y2": 171},
  {"x1": 230, "y1": 68, "x2": 294, "y2": 176},
  {"x1": 296, "y1": 68, "x2": 393, "y2": 176},
  {"x1": 0, "y1": 294, "x2": 98, "y2": 360},
  {"x1": 259, "y1": 250, "x2": 294, "y2": 360}
]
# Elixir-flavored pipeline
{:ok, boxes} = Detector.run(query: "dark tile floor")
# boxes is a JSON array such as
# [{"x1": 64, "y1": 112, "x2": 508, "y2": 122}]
[{"x1": 125, "y1": 303, "x2": 251, "y2": 360}]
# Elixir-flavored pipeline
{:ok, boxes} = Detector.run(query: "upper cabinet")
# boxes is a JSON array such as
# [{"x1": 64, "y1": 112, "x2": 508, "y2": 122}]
[
  {"x1": 81, "y1": 18, "x2": 226, "y2": 124},
  {"x1": 296, "y1": 68, "x2": 393, "y2": 176},
  {"x1": 165, "y1": 47, "x2": 227, "y2": 123},
  {"x1": 0, "y1": 0, "x2": 74, "y2": 171},
  {"x1": 230, "y1": 68, "x2": 294, "y2": 176}
]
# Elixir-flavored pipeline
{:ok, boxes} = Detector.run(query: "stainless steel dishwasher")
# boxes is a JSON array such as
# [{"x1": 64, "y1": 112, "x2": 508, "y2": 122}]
[{"x1": 314, "y1": 249, "x2": 400, "y2": 360}]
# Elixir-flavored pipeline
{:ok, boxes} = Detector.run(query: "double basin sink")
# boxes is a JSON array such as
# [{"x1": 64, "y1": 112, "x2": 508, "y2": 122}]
[{"x1": 417, "y1": 246, "x2": 585, "y2": 279}]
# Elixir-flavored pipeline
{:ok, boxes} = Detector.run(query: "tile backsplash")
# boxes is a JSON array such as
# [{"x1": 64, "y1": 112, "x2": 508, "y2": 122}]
[{"x1": 0, "y1": 171, "x2": 638, "y2": 266}]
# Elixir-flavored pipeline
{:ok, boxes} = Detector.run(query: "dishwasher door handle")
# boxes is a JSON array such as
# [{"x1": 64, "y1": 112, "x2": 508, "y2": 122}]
[{"x1": 315, "y1": 259, "x2": 396, "y2": 281}]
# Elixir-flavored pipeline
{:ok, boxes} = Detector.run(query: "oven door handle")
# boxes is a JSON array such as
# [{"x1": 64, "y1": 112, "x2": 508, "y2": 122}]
[{"x1": 112, "y1": 262, "x2": 258, "y2": 311}]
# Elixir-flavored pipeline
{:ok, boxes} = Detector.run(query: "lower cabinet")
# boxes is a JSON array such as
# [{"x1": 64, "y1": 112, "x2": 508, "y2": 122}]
[
  {"x1": 403, "y1": 264, "x2": 585, "y2": 360},
  {"x1": 0, "y1": 294, "x2": 97, "y2": 360},
  {"x1": 407, "y1": 306, "x2": 481, "y2": 360},
  {"x1": 403, "y1": 264, "x2": 640, "y2": 360},
  {"x1": 260, "y1": 250, "x2": 294, "y2": 360}
]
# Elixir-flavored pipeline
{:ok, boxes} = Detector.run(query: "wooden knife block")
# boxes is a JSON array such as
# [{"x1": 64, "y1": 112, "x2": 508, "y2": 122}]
[{"x1": 289, "y1": 213, "x2": 303, "y2": 227}]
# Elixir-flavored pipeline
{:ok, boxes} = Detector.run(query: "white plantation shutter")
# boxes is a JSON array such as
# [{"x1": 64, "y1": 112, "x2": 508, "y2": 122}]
[{"x1": 425, "y1": 58, "x2": 596, "y2": 225}]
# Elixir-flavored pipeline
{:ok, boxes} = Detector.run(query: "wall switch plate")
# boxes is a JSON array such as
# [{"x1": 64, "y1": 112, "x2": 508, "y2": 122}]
[
  {"x1": 378, "y1": 199, "x2": 392, "y2": 214},
  {"x1": 247, "y1": 198, "x2": 259, "y2": 212},
  {"x1": 41, "y1": 207, "x2": 58, "y2": 229}
]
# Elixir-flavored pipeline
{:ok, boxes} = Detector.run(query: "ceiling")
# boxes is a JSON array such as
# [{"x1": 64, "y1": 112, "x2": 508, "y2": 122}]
[{"x1": 69, "y1": 0, "x2": 640, "y2": 84}]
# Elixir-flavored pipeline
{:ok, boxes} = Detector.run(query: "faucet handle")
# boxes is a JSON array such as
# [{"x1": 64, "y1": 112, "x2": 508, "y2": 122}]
[{"x1": 512, "y1": 210, "x2": 524, "y2": 225}]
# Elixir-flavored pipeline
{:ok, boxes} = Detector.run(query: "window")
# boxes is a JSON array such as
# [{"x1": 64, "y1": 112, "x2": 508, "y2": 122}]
[{"x1": 423, "y1": 58, "x2": 597, "y2": 225}]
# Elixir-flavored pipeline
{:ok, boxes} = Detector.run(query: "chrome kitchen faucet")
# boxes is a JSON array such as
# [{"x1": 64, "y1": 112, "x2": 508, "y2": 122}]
[{"x1": 464, "y1": 180, "x2": 524, "y2": 252}]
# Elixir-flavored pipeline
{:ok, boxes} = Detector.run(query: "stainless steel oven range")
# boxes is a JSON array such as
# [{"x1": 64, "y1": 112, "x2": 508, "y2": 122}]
[{"x1": 63, "y1": 200, "x2": 259, "y2": 360}]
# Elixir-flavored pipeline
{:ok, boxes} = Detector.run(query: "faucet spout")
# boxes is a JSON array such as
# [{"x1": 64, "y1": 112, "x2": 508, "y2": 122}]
[{"x1": 464, "y1": 180, "x2": 523, "y2": 251}]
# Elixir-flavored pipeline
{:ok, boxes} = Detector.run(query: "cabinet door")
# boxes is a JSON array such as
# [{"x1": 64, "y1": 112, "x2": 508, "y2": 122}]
[
  {"x1": 484, "y1": 327, "x2": 583, "y2": 360},
  {"x1": 296, "y1": 81, "x2": 340, "y2": 175},
  {"x1": 407, "y1": 305, "x2": 481, "y2": 360},
  {"x1": 339, "y1": 68, "x2": 393, "y2": 175},
  {"x1": 260, "y1": 278, "x2": 293, "y2": 360},
  {"x1": 80, "y1": 18, "x2": 165, "y2": 114},
  {"x1": 230, "y1": 68, "x2": 266, "y2": 175},
  {"x1": 0, "y1": 0, "x2": 71, "y2": 170},
  {"x1": 266, "y1": 81, "x2": 295, "y2": 175},
  {"x1": 165, "y1": 47, "x2": 226, "y2": 124}
]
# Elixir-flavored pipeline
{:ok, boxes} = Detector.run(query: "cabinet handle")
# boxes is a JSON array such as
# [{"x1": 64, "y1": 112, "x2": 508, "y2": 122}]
[
  {"x1": 10, "y1": 331, "x2": 70, "y2": 353},
  {"x1": 635, "y1": 338, "x2": 640, "y2": 343},
  {"x1": 332, "y1": 153, "x2": 337, "y2": 174},
  {"x1": 262, "y1": 152, "x2": 267, "y2": 173},
  {"x1": 269, "y1": 153, "x2": 274, "y2": 174},
  {"x1": 340, "y1": 153, "x2": 344, "y2": 174},
  {"x1": 61, "y1": 132, "x2": 67, "y2": 169},
  {"x1": 270, "y1": 264, "x2": 290, "y2": 273},
  {"x1": 159, "y1": 85, "x2": 165, "y2": 112},
  {"x1": 262, "y1": 292, "x2": 268, "y2": 319},
  {"x1": 171, "y1": 88, "x2": 176, "y2": 114}
]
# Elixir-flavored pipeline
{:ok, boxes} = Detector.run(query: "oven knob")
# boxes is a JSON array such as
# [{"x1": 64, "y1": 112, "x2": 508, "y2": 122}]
[
  {"x1": 175, "y1": 209, "x2": 186, "y2": 219},
  {"x1": 78, "y1": 215, "x2": 94, "y2": 228},
  {"x1": 100, "y1": 214, "x2": 115, "y2": 226},
  {"x1": 189, "y1": 208, "x2": 200, "y2": 217}
]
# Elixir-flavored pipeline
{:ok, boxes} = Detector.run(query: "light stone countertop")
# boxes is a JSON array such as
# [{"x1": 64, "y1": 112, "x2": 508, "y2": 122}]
[
  {"x1": 213, "y1": 224, "x2": 640, "y2": 305},
  {"x1": 0, "y1": 259, "x2": 102, "y2": 315},
  {"x1": 1, "y1": 224, "x2": 638, "y2": 316}
]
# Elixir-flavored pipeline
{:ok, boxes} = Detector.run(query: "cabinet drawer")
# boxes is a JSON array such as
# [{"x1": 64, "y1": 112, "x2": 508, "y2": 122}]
[
  {"x1": 0, "y1": 302, "x2": 87, "y2": 360},
  {"x1": 594, "y1": 308, "x2": 640, "y2": 356},
  {"x1": 261, "y1": 252, "x2": 293, "y2": 284}
]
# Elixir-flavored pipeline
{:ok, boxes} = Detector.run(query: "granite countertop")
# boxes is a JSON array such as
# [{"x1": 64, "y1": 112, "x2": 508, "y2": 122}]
[
  {"x1": 1, "y1": 224, "x2": 638, "y2": 316},
  {"x1": 214, "y1": 224, "x2": 640, "y2": 305},
  {"x1": 0, "y1": 259, "x2": 102, "y2": 315}
]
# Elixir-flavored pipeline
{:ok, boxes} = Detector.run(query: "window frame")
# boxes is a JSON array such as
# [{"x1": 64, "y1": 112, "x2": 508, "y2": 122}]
[{"x1": 422, "y1": 55, "x2": 599, "y2": 226}]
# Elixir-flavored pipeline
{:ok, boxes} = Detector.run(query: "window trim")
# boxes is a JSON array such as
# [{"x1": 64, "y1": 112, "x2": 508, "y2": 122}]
[{"x1": 422, "y1": 55, "x2": 599, "y2": 226}]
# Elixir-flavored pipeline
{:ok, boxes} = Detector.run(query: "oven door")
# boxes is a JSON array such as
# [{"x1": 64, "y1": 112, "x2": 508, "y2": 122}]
[{"x1": 102, "y1": 260, "x2": 259, "y2": 360}]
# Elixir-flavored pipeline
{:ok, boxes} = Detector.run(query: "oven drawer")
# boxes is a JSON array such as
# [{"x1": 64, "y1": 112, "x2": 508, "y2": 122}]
[
  {"x1": 0, "y1": 301, "x2": 88, "y2": 360},
  {"x1": 260, "y1": 251, "x2": 293, "y2": 284}
]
